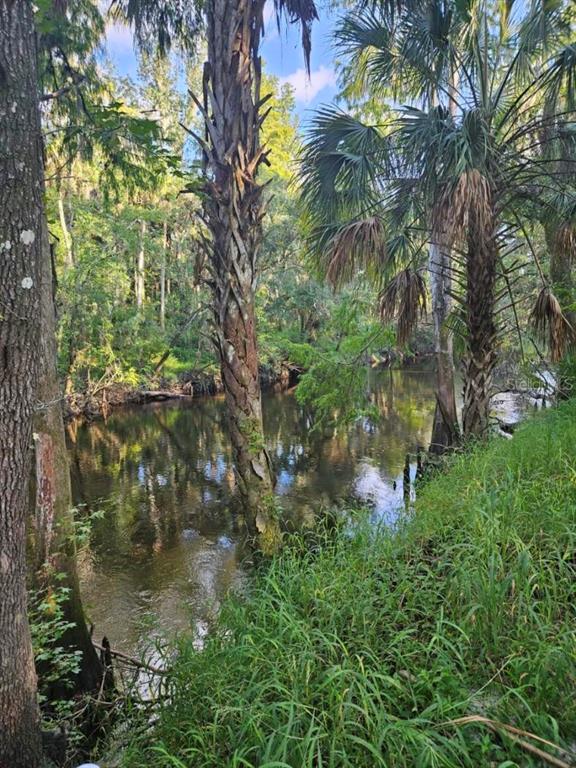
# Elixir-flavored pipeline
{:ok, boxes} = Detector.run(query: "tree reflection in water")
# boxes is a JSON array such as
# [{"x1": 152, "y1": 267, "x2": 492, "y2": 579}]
[{"x1": 68, "y1": 368, "x2": 437, "y2": 656}]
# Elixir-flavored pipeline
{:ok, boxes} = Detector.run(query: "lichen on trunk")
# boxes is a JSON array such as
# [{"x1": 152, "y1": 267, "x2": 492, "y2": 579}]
[{"x1": 0, "y1": 1, "x2": 45, "y2": 764}]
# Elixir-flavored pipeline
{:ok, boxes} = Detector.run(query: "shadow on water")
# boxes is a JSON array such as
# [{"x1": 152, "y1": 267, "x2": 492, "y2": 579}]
[{"x1": 69, "y1": 367, "x2": 437, "y2": 656}]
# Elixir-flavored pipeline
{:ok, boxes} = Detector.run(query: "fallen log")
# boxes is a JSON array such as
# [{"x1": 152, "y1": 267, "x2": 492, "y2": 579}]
[
  {"x1": 92, "y1": 641, "x2": 168, "y2": 676},
  {"x1": 137, "y1": 390, "x2": 193, "y2": 403}
]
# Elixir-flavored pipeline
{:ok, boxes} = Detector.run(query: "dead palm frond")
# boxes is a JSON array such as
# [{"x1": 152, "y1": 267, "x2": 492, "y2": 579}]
[
  {"x1": 436, "y1": 169, "x2": 493, "y2": 247},
  {"x1": 325, "y1": 216, "x2": 388, "y2": 286},
  {"x1": 553, "y1": 222, "x2": 576, "y2": 262},
  {"x1": 379, "y1": 267, "x2": 427, "y2": 346},
  {"x1": 530, "y1": 286, "x2": 573, "y2": 362}
]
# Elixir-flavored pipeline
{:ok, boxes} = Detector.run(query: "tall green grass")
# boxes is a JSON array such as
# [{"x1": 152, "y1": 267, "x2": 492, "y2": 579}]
[{"x1": 123, "y1": 403, "x2": 576, "y2": 767}]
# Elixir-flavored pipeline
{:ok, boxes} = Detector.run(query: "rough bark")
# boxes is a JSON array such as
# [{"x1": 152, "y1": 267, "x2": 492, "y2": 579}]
[
  {"x1": 462, "y1": 224, "x2": 498, "y2": 437},
  {"x1": 33, "y1": 222, "x2": 103, "y2": 697},
  {"x1": 428, "y1": 241, "x2": 459, "y2": 453},
  {"x1": 200, "y1": 0, "x2": 280, "y2": 552},
  {"x1": 0, "y1": 1, "x2": 44, "y2": 764}
]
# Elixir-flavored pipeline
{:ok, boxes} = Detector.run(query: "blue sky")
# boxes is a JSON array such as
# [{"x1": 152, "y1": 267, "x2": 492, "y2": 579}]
[{"x1": 104, "y1": 1, "x2": 340, "y2": 119}]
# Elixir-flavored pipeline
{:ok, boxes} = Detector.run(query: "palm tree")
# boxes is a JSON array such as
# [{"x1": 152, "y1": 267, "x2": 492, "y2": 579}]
[
  {"x1": 329, "y1": 0, "x2": 466, "y2": 452},
  {"x1": 520, "y1": 5, "x2": 576, "y2": 356},
  {"x1": 115, "y1": 0, "x2": 317, "y2": 551},
  {"x1": 300, "y1": 0, "x2": 576, "y2": 438}
]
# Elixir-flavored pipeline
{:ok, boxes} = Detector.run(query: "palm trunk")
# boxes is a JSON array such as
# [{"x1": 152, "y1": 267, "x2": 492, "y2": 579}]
[
  {"x1": 462, "y1": 225, "x2": 498, "y2": 437},
  {"x1": 428, "y1": 241, "x2": 459, "y2": 453},
  {"x1": 0, "y1": 1, "x2": 44, "y2": 764},
  {"x1": 33, "y1": 222, "x2": 103, "y2": 697},
  {"x1": 201, "y1": 0, "x2": 280, "y2": 552}
]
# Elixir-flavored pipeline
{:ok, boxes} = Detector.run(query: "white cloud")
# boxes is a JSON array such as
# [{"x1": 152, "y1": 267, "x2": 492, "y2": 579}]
[{"x1": 279, "y1": 65, "x2": 336, "y2": 104}]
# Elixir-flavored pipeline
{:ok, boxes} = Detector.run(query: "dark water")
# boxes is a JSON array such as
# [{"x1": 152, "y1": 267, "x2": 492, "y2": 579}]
[{"x1": 69, "y1": 368, "x2": 438, "y2": 657}]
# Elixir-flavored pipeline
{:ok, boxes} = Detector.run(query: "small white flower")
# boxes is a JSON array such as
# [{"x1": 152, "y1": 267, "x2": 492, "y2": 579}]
[
  {"x1": 20, "y1": 229, "x2": 35, "y2": 245},
  {"x1": 21, "y1": 277, "x2": 33, "y2": 289}
]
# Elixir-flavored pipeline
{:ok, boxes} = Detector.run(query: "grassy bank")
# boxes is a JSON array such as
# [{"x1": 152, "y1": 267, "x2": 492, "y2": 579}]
[{"x1": 123, "y1": 403, "x2": 576, "y2": 768}]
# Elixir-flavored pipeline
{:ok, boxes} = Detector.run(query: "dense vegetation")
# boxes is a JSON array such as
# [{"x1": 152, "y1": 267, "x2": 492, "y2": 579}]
[
  {"x1": 0, "y1": 0, "x2": 575, "y2": 766},
  {"x1": 122, "y1": 402, "x2": 576, "y2": 767}
]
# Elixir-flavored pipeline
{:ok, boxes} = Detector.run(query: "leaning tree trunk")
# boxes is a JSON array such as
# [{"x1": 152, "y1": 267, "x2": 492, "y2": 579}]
[
  {"x1": 199, "y1": 0, "x2": 280, "y2": 552},
  {"x1": 428, "y1": 240, "x2": 459, "y2": 453},
  {"x1": 33, "y1": 221, "x2": 103, "y2": 697},
  {"x1": 0, "y1": 1, "x2": 44, "y2": 765},
  {"x1": 462, "y1": 220, "x2": 498, "y2": 437}
]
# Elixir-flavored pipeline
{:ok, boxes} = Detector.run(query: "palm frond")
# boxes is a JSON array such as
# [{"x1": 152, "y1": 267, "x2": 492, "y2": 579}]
[
  {"x1": 436, "y1": 168, "x2": 493, "y2": 246},
  {"x1": 299, "y1": 108, "x2": 390, "y2": 226},
  {"x1": 324, "y1": 216, "x2": 388, "y2": 286},
  {"x1": 273, "y1": 0, "x2": 318, "y2": 74},
  {"x1": 379, "y1": 267, "x2": 427, "y2": 346},
  {"x1": 553, "y1": 222, "x2": 576, "y2": 262},
  {"x1": 530, "y1": 286, "x2": 572, "y2": 363},
  {"x1": 109, "y1": 0, "x2": 202, "y2": 54}
]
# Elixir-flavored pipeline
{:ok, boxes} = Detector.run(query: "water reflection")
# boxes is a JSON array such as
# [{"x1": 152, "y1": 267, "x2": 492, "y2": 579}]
[{"x1": 69, "y1": 368, "x2": 437, "y2": 655}]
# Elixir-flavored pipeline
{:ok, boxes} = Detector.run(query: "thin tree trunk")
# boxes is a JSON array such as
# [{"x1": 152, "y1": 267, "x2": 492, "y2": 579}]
[
  {"x1": 428, "y1": 79, "x2": 459, "y2": 454},
  {"x1": 428, "y1": 240, "x2": 459, "y2": 453},
  {"x1": 160, "y1": 221, "x2": 167, "y2": 329},
  {"x1": 57, "y1": 186, "x2": 74, "y2": 269},
  {"x1": 136, "y1": 218, "x2": 146, "y2": 310},
  {"x1": 33, "y1": 222, "x2": 103, "y2": 697},
  {"x1": 0, "y1": 1, "x2": 44, "y2": 764},
  {"x1": 462, "y1": 226, "x2": 498, "y2": 437},
  {"x1": 201, "y1": 0, "x2": 280, "y2": 552}
]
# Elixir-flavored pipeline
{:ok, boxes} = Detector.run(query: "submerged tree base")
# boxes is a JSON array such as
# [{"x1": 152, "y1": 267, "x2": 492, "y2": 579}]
[{"x1": 120, "y1": 402, "x2": 576, "y2": 768}]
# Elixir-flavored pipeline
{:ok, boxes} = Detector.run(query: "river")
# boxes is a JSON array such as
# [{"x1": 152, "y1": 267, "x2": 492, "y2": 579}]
[{"x1": 68, "y1": 367, "x2": 440, "y2": 658}]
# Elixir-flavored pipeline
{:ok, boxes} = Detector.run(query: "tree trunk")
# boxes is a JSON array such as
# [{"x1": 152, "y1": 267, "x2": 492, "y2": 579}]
[
  {"x1": 546, "y1": 221, "x2": 575, "y2": 328},
  {"x1": 428, "y1": 79, "x2": 459, "y2": 454},
  {"x1": 0, "y1": 1, "x2": 44, "y2": 764},
  {"x1": 33, "y1": 222, "x2": 103, "y2": 697},
  {"x1": 57, "y1": 186, "x2": 74, "y2": 269},
  {"x1": 201, "y1": 0, "x2": 280, "y2": 552},
  {"x1": 160, "y1": 221, "x2": 167, "y2": 329},
  {"x1": 136, "y1": 218, "x2": 146, "y2": 310},
  {"x1": 462, "y1": 226, "x2": 498, "y2": 437},
  {"x1": 428, "y1": 241, "x2": 459, "y2": 453}
]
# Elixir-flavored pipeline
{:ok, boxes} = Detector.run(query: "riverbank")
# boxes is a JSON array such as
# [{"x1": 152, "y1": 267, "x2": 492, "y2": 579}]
[
  {"x1": 64, "y1": 361, "x2": 302, "y2": 420},
  {"x1": 119, "y1": 400, "x2": 576, "y2": 768}
]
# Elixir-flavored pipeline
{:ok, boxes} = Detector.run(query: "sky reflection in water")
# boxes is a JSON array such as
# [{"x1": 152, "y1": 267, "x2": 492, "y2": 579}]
[{"x1": 69, "y1": 368, "x2": 437, "y2": 655}]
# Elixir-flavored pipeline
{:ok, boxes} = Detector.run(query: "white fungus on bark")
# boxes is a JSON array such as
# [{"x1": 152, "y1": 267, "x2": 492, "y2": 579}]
[
  {"x1": 21, "y1": 277, "x2": 33, "y2": 289},
  {"x1": 20, "y1": 229, "x2": 35, "y2": 245}
]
